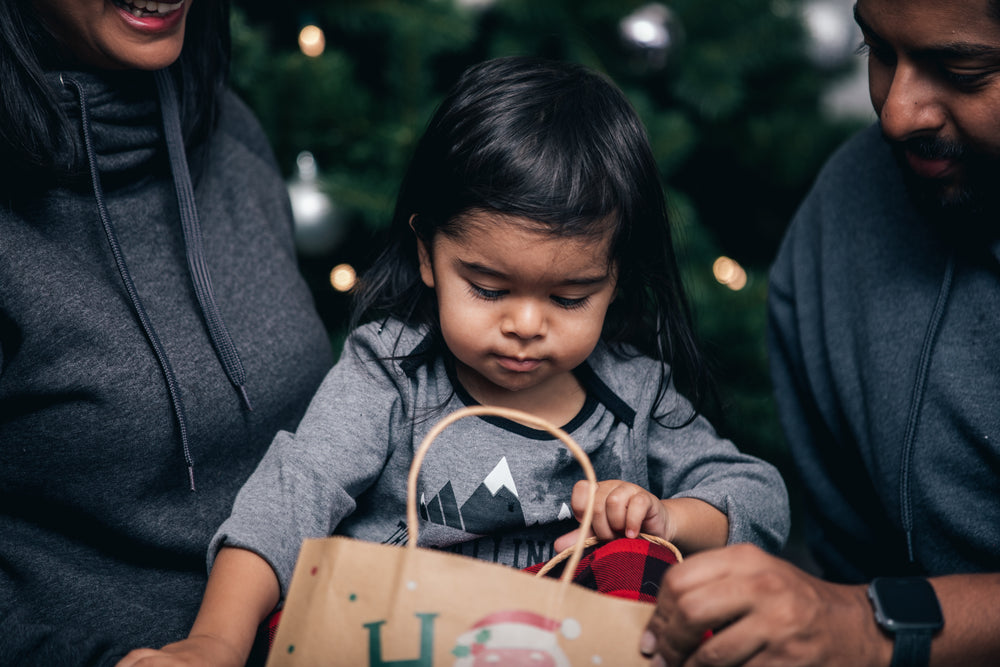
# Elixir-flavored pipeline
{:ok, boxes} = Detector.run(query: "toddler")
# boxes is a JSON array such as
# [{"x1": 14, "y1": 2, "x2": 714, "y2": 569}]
[{"x1": 118, "y1": 56, "x2": 789, "y2": 667}]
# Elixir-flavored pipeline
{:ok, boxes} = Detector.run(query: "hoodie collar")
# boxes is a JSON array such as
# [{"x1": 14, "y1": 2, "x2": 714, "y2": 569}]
[{"x1": 49, "y1": 68, "x2": 162, "y2": 188}]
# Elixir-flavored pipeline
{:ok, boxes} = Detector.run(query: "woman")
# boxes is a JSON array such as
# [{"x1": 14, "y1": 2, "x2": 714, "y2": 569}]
[{"x1": 0, "y1": 0, "x2": 333, "y2": 664}]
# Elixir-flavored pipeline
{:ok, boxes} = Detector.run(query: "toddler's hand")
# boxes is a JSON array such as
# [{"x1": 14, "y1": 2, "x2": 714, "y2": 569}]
[
  {"x1": 115, "y1": 634, "x2": 244, "y2": 667},
  {"x1": 554, "y1": 479, "x2": 668, "y2": 552}
]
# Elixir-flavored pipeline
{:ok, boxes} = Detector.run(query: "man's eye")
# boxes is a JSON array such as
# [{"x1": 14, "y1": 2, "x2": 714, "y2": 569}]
[
  {"x1": 942, "y1": 68, "x2": 992, "y2": 90},
  {"x1": 857, "y1": 40, "x2": 895, "y2": 65}
]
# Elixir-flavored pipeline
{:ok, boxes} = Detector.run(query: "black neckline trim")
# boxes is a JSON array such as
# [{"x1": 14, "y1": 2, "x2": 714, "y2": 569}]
[
  {"x1": 452, "y1": 380, "x2": 601, "y2": 440},
  {"x1": 399, "y1": 332, "x2": 638, "y2": 437},
  {"x1": 574, "y1": 362, "x2": 636, "y2": 428},
  {"x1": 400, "y1": 331, "x2": 437, "y2": 377},
  {"x1": 450, "y1": 362, "x2": 634, "y2": 440}
]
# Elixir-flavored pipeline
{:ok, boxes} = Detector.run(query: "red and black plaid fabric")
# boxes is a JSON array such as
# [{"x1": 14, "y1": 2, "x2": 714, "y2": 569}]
[
  {"x1": 267, "y1": 612, "x2": 282, "y2": 650},
  {"x1": 523, "y1": 537, "x2": 679, "y2": 603}
]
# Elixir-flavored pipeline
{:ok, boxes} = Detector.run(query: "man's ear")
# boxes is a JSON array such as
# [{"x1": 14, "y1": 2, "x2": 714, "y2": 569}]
[{"x1": 411, "y1": 215, "x2": 435, "y2": 288}]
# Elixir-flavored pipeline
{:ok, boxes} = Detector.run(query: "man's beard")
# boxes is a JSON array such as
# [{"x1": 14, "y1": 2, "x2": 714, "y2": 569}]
[{"x1": 887, "y1": 131, "x2": 1000, "y2": 231}]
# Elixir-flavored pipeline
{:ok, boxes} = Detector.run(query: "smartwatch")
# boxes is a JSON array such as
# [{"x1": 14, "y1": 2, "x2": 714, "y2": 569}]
[{"x1": 867, "y1": 577, "x2": 943, "y2": 667}]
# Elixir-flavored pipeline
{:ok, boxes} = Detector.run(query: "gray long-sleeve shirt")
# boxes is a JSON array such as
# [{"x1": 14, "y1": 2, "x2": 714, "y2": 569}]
[{"x1": 214, "y1": 319, "x2": 790, "y2": 595}]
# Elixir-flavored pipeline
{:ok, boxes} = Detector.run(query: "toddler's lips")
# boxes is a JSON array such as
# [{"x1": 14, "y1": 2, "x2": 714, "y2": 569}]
[{"x1": 496, "y1": 356, "x2": 542, "y2": 372}]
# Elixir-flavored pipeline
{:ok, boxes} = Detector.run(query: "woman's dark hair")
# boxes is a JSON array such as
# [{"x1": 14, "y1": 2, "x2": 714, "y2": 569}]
[
  {"x1": 0, "y1": 0, "x2": 231, "y2": 170},
  {"x1": 354, "y1": 56, "x2": 709, "y2": 421}
]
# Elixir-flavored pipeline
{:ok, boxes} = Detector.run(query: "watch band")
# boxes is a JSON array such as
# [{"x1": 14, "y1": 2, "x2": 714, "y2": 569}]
[{"x1": 890, "y1": 628, "x2": 933, "y2": 667}]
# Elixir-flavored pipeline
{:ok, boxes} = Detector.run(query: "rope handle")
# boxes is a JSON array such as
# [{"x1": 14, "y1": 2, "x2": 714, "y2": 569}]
[
  {"x1": 532, "y1": 532, "x2": 683, "y2": 578},
  {"x1": 406, "y1": 405, "x2": 597, "y2": 585}
]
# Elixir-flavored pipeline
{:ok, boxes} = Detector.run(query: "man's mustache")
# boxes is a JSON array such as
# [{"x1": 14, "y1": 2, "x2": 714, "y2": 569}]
[{"x1": 895, "y1": 135, "x2": 966, "y2": 161}]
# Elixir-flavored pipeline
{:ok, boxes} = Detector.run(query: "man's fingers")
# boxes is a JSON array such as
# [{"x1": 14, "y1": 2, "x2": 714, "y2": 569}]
[
  {"x1": 683, "y1": 614, "x2": 768, "y2": 667},
  {"x1": 643, "y1": 595, "x2": 706, "y2": 667},
  {"x1": 664, "y1": 543, "x2": 769, "y2": 594},
  {"x1": 641, "y1": 547, "x2": 778, "y2": 666}
]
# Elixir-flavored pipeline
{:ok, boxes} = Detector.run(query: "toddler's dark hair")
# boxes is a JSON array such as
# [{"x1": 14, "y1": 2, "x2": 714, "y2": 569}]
[{"x1": 354, "y1": 56, "x2": 708, "y2": 422}]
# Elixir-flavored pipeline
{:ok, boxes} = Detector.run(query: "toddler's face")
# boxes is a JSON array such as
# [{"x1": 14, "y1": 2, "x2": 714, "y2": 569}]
[{"x1": 417, "y1": 211, "x2": 616, "y2": 416}]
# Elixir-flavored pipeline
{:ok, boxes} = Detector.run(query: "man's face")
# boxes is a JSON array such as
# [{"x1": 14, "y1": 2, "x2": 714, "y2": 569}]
[{"x1": 856, "y1": 0, "x2": 1000, "y2": 219}]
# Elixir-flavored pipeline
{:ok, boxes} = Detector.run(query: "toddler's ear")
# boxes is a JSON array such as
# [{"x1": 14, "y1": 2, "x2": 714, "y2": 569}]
[{"x1": 411, "y1": 215, "x2": 435, "y2": 288}]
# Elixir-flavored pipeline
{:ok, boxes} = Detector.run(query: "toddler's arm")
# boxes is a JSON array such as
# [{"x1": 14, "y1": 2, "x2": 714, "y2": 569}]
[
  {"x1": 115, "y1": 546, "x2": 280, "y2": 667},
  {"x1": 554, "y1": 480, "x2": 728, "y2": 554}
]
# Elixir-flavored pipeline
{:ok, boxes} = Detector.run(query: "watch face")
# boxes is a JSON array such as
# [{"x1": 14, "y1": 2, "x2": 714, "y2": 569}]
[{"x1": 870, "y1": 577, "x2": 944, "y2": 630}]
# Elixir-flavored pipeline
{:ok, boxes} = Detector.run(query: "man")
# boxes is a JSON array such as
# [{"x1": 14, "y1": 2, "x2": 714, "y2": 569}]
[{"x1": 639, "y1": 1, "x2": 1000, "y2": 665}]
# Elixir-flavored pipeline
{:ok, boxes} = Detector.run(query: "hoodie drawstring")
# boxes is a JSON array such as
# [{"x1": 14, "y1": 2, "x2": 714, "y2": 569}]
[
  {"x1": 64, "y1": 74, "x2": 197, "y2": 491},
  {"x1": 154, "y1": 69, "x2": 253, "y2": 413},
  {"x1": 899, "y1": 253, "x2": 955, "y2": 564}
]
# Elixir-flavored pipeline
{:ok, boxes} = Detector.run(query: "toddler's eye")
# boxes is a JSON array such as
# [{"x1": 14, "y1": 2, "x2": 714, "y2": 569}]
[
  {"x1": 551, "y1": 295, "x2": 589, "y2": 309},
  {"x1": 469, "y1": 284, "x2": 505, "y2": 301}
]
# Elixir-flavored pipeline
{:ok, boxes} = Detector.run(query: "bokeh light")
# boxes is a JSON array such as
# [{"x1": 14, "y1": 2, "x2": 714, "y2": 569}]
[
  {"x1": 712, "y1": 256, "x2": 748, "y2": 291},
  {"x1": 298, "y1": 25, "x2": 326, "y2": 57},
  {"x1": 330, "y1": 264, "x2": 357, "y2": 292}
]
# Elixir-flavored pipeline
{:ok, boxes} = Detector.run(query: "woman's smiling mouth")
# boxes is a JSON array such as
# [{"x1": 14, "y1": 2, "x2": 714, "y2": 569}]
[{"x1": 112, "y1": 0, "x2": 184, "y2": 17}]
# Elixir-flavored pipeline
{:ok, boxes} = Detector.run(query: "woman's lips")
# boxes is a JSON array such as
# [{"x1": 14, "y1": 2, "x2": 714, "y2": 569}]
[{"x1": 113, "y1": 0, "x2": 186, "y2": 32}]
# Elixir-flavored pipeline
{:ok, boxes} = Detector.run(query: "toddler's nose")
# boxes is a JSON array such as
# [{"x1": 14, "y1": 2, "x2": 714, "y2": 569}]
[{"x1": 500, "y1": 299, "x2": 546, "y2": 339}]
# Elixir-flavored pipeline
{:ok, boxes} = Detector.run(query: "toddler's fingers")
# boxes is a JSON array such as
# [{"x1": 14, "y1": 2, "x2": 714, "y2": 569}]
[
  {"x1": 588, "y1": 506, "x2": 616, "y2": 540},
  {"x1": 600, "y1": 483, "x2": 629, "y2": 533},
  {"x1": 554, "y1": 527, "x2": 585, "y2": 553},
  {"x1": 573, "y1": 480, "x2": 616, "y2": 538},
  {"x1": 569, "y1": 479, "x2": 594, "y2": 517},
  {"x1": 625, "y1": 491, "x2": 655, "y2": 538}
]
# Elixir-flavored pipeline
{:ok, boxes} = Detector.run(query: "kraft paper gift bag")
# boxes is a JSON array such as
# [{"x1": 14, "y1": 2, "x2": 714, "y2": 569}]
[{"x1": 267, "y1": 405, "x2": 678, "y2": 667}]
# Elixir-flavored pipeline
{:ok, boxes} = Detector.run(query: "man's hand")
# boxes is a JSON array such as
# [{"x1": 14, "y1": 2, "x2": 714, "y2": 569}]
[{"x1": 640, "y1": 543, "x2": 890, "y2": 667}]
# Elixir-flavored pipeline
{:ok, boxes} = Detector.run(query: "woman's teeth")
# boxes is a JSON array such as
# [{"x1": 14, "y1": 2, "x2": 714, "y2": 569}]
[{"x1": 117, "y1": 0, "x2": 183, "y2": 17}]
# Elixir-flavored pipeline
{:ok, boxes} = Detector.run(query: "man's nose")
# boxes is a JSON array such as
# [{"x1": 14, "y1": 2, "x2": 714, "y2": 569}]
[{"x1": 877, "y1": 61, "x2": 947, "y2": 143}]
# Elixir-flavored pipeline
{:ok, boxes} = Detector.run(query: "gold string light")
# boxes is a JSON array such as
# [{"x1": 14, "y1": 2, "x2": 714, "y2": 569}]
[
  {"x1": 712, "y1": 256, "x2": 748, "y2": 291},
  {"x1": 298, "y1": 25, "x2": 326, "y2": 57}
]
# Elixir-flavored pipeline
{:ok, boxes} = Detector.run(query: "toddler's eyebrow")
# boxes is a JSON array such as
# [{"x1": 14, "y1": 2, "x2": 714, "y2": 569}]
[{"x1": 458, "y1": 259, "x2": 610, "y2": 286}]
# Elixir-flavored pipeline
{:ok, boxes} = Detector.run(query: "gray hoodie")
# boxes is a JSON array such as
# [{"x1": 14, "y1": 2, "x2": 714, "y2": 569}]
[
  {"x1": 768, "y1": 123, "x2": 1000, "y2": 583},
  {"x1": 0, "y1": 69, "x2": 332, "y2": 665}
]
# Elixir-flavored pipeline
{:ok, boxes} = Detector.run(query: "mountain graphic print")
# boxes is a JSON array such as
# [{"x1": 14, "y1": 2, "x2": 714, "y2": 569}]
[{"x1": 420, "y1": 457, "x2": 572, "y2": 536}]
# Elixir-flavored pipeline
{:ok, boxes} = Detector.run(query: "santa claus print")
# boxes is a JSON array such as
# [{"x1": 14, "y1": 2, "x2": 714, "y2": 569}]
[{"x1": 451, "y1": 610, "x2": 581, "y2": 666}]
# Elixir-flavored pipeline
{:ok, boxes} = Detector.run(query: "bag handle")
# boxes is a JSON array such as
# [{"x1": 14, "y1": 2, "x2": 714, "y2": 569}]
[{"x1": 406, "y1": 405, "x2": 597, "y2": 585}]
